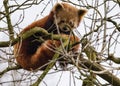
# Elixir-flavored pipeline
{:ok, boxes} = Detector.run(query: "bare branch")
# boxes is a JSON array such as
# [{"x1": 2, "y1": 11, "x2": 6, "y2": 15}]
[
  {"x1": 0, "y1": 65, "x2": 21, "y2": 77},
  {"x1": 80, "y1": 57, "x2": 120, "y2": 86},
  {"x1": 3, "y1": 0, "x2": 14, "y2": 40}
]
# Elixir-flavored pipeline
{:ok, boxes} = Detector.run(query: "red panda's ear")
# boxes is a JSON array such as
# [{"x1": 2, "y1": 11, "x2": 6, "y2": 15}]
[
  {"x1": 78, "y1": 9, "x2": 87, "y2": 17},
  {"x1": 54, "y1": 3, "x2": 64, "y2": 13}
]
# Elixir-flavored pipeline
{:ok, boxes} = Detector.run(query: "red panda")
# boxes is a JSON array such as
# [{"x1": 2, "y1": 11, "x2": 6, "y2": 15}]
[{"x1": 14, "y1": 2, "x2": 87, "y2": 71}]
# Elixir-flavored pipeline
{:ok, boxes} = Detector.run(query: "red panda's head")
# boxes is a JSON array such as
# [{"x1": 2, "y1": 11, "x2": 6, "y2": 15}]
[{"x1": 52, "y1": 2, "x2": 87, "y2": 34}]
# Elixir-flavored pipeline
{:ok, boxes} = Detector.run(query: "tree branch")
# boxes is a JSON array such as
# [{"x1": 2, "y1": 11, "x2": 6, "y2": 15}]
[
  {"x1": 108, "y1": 54, "x2": 120, "y2": 64},
  {"x1": 80, "y1": 38, "x2": 120, "y2": 86},
  {"x1": 80, "y1": 58, "x2": 120, "y2": 86},
  {"x1": 0, "y1": 65, "x2": 21, "y2": 77},
  {"x1": 0, "y1": 27, "x2": 48, "y2": 47},
  {"x1": 0, "y1": 27, "x2": 69, "y2": 47},
  {"x1": 3, "y1": 0, "x2": 14, "y2": 40},
  {"x1": 106, "y1": 18, "x2": 120, "y2": 32}
]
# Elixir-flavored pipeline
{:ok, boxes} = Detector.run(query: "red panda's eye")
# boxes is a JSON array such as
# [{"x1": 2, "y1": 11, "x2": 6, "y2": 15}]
[
  {"x1": 60, "y1": 20, "x2": 65, "y2": 23},
  {"x1": 69, "y1": 21, "x2": 74, "y2": 27}
]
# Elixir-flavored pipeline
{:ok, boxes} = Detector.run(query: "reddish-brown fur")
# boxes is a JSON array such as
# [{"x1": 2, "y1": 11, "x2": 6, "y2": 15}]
[{"x1": 14, "y1": 2, "x2": 87, "y2": 70}]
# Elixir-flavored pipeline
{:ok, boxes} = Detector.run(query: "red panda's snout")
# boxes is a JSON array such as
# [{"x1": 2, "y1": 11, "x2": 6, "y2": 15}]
[{"x1": 59, "y1": 23, "x2": 72, "y2": 33}]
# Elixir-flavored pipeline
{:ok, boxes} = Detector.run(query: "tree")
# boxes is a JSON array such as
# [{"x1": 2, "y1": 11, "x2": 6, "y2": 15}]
[{"x1": 0, "y1": 0, "x2": 120, "y2": 86}]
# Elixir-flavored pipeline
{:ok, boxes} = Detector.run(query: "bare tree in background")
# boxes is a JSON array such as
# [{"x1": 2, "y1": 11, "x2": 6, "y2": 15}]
[{"x1": 0, "y1": 0, "x2": 120, "y2": 86}]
